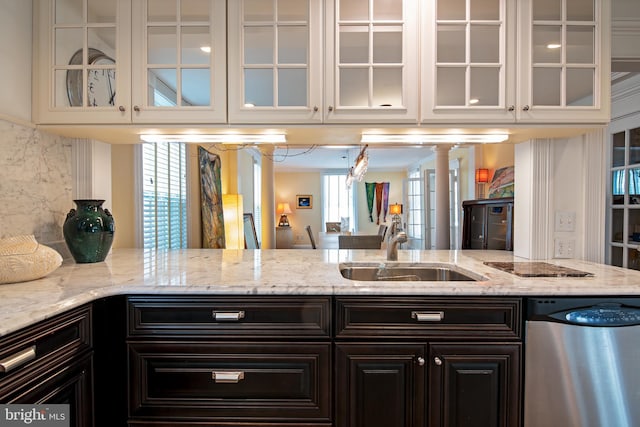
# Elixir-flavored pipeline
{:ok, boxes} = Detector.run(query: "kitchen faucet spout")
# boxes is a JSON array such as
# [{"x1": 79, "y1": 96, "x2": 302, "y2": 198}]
[{"x1": 387, "y1": 231, "x2": 407, "y2": 261}]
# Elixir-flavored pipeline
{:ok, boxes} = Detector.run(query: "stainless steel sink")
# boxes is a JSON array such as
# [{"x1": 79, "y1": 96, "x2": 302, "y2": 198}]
[{"x1": 339, "y1": 262, "x2": 482, "y2": 282}]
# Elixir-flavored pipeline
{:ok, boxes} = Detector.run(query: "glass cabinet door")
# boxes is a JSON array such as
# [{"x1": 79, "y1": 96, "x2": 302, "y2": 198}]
[
  {"x1": 422, "y1": 0, "x2": 514, "y2": 123},
  {"x1": 325, "y1": 0, "x2": 418, "y2": 123},
  {"x1": 131, "y1": 0, "x2": 227, "y2": 123},
  {"x1": 227, "y1": 0, "x2": 322, "y2": 123},
  {"x1": 35, "y1": 0, "x2": 131, "y2": 123},
  {"x1": 518, "y1": 0, "x2": 610, "y2": 123},
  {"x1": 608, "y1": 126, "x2": 640, "y2": 270}
]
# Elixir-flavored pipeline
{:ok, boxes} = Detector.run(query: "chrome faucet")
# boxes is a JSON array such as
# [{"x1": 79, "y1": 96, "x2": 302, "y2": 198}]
[{"x1": 387, "y1": 231, "x2": 407, "y2": 261}]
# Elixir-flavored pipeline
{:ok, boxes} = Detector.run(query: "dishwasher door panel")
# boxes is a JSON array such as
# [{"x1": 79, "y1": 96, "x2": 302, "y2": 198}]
[{"x1": 525, "y1": 320, "x2": 640, "y2": 427}]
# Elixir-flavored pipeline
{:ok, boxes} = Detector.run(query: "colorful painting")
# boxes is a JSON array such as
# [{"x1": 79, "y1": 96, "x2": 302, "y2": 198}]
[
  {"x1": 199, "y1": 146, "x2": 225, "y2": 248},
  {"x1": 488, "y1": 166, "x2": 515, "y2": 198}
]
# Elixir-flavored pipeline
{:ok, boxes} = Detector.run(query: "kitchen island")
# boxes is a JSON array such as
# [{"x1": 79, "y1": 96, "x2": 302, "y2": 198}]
[
  {"x1": 2, "y1": 248, "x2": 640, "y2": 427},
  {"x1": 1, "y1": 248, "x2": 639, "y2": 337}
]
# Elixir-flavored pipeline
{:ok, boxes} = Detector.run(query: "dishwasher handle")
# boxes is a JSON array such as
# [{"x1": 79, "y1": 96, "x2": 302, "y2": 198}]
[{"x1": 554, "y1": 305, "x2": 640, "y2": 327}]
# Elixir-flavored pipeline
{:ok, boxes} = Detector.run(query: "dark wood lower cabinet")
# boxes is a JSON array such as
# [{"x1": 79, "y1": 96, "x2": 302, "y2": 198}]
[
  {"x1": 428, "y1": 344, "x2": 521, "y2": 427},
  {"x1": 0, "y1": 304, "x2": 94, "y2": 427},
  {"x1": 335, "y1": 343, "x2": 426, "y2": 427}
]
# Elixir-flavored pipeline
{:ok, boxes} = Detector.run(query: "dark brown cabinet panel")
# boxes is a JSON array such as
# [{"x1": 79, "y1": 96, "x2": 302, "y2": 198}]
[
  {"x1": 335, "y1": 297, "x2": 522, "y2": 340},
  {"x1": 0, "y1": 305, "x2": 94, "y2": 427},
  {"x1": 127, "y1": 295, "x2": 333, "y2": 426},
  {"x1": 335, "y1": 343, "x2": 426, "y2": 427},
  {"x1": 128, "y1": 295, "x2": 331, "y2": 338},
  {"x1": 462, "y1": 198, "x2": 514, "y2": 251},
  {"x1": 129, "y1": 341, "x2": 331, "y2": 422},
  {"x1": 428, "y1": 344, "x2": 521, "y2": 427}
]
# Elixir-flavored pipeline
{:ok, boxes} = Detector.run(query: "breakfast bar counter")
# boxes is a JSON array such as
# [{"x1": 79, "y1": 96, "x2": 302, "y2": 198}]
[{"x1": 1, "y1": 248, "x2": 640, "y2": 336}]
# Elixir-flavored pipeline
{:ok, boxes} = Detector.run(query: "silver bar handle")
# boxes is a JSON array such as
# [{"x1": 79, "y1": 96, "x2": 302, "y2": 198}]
[
  {"x1": 212, "y1": 311, "x2": 245, "y2": 321},
  {"x1": 0, "y1": 346, "x2": 36, "y2": 373},
  {"x1": 212, "y1": 371, "x2": 245, "y2": 383},
  {"x1": 411, "y1": 311, "x2": 444, "y2": 322}
]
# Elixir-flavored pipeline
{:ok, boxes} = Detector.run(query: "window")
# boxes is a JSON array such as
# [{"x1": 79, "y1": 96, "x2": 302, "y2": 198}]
[
  {"x1": 424, "y1": 163, "x2": 461, "y2": 249},
  {"x1": 406, "y1": 169, "x2": 424, "y2": 248},
  {"x1": 322, "y1": 173, "x2": 354, "y2": 231},
  {"x1": 141, "y1": 142, "x2": 188, "y2": 249},
  {"x1": 253, "y1": 159, "x2": 262, "y2": 245}
]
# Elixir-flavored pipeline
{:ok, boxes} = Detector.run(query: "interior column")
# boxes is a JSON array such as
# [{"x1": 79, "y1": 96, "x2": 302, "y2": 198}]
[
  {"x1": 434, "y1": 145, "x2": 452, "y2": 249},
  {"x1": 260, "y1": 146, "x2": 276, "y2": 249}
]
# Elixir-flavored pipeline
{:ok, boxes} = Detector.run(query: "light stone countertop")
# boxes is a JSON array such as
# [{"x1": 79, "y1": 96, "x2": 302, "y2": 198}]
[{"x1": 2, "y1": 248, "x2": 640, "y2": 337}]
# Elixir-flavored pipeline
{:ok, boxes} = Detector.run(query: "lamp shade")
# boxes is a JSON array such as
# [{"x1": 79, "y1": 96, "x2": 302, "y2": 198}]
[
  {"x1": 475, "y1": 168, "x2": 490, "y2": 183},
  {"x1": 222, "y1": 194, "x2": 244, "y2": 249},
  {"x1": 390, "y1": 203, "x2": 403, "y2": 215}
]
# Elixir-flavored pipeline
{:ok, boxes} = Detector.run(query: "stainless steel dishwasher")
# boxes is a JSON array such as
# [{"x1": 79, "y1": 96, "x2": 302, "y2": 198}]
[{"x1": 525, "y1": 297, "x2": 640, "y2": 427}]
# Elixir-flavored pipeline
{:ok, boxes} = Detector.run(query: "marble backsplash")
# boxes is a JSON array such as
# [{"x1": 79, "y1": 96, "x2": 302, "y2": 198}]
[{"x1": 0, "y1": 119, "x2": 73, "y2": 257}]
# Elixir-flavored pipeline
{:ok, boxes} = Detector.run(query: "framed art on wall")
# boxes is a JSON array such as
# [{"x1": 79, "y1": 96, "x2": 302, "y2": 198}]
[{"x1": 296, "y1": 195, "x2": 312, "y2": 209}]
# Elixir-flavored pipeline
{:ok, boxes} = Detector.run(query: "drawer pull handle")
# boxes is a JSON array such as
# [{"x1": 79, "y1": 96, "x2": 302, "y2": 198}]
[
  {"x1": 212, "y1": 371, "x2": 245, "y2": 383},
  {"x1": 212, "y1": 311, "x2": 245, "y2": 321},
  {"x1": 0, "y1": 346, "x2": 36, "y2": 373},
  {"x1": 411, "y1": 311, "x2": 444, "y2": 322}
]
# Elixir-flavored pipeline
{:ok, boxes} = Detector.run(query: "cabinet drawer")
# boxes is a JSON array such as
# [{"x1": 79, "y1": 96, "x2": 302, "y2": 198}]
[
  {"x1": 335, "y1": 297, "x2": 522, "y2": 340},
  {"x1": 0, "y1": 305, "x2": 92, "y2": 398},
  {"x1": 129, "y1": 342, "x2": 331, "y2": 422},
  {"x1": 128, "y1": 296, "x2": 331, "y2": 338}
]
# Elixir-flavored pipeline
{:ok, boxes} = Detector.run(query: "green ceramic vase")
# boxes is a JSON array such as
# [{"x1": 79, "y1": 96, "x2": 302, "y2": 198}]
[{"x1": 63, "y1": 199, "x2": 115, "y2": 263}]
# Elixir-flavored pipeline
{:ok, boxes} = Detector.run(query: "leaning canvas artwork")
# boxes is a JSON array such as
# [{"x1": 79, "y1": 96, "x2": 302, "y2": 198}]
[{"x1": 199, "y1": 146, "x2": 225, "y2": 248}]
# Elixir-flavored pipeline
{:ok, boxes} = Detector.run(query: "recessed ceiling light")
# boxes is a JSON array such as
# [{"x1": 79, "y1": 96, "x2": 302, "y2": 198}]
[{"x1": 547, "y1": 43, "x2": 561, "y2": 49}]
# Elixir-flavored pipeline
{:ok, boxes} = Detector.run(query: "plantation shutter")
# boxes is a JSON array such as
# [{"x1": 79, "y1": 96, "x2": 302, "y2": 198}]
[{"x1": 142, "y1": 142, "x2": 187, "y2": 249}]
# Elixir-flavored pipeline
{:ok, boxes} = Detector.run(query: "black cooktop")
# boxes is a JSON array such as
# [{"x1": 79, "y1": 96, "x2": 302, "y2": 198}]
[{"x1": 483, "y1": 261, "x2": 594, "y2": 277}]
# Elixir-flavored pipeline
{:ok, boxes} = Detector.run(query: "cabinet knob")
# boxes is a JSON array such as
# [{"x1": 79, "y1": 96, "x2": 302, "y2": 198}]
[
  {"x1": 508, "y1": 105, "x2": 515, "y2": 112},
  {"x1": 133, "y1": 105, "x2": 140, "y2": 112},
  {"x1": 118, "y1": 105, "x2": 126, "y2": 112},
  {"x1": 434, "y1": 356, "x2": 443, "y2": 366},
  {"x1": 313, "y1": 106, "x2": 318, "y2": 112},
  {"x1": 328, "y1": 106, "x2": 334, "y2": 112},
  {"x1": 522, "y1": 105, "x2": 530, "y2": 111},
  {"x1": 417, "y1": 356, "x2": 425, "y2": 366}
]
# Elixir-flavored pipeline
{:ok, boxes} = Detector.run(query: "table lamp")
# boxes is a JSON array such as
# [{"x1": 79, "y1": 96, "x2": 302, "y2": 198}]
[
  {"x1": 277, "y1": 202, "x2": 292, "y2": 227},
  {"x1": 390, "y1": 203, "x2": 403, "y2": 231}
]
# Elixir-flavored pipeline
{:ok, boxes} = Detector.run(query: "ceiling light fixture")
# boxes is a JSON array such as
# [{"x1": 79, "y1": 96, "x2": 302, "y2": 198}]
[
  {"x1": 345, "y1": 145, "x2": 369, "y2": 188},
  {"x1": 140, "y1": 133, "x2": 286, "y2": 144},
  {"x1": 360, "y1": 134, "x2": 509, "y2": 144}
]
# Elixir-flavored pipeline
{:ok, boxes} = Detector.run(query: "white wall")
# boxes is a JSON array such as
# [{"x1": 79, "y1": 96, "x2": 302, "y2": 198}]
[{"x1": 0, "y1": 0, "x2": 32, "y2": 123}]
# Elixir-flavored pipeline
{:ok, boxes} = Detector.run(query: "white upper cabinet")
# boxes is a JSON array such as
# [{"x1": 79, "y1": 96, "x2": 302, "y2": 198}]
[
  {"x1": 324, "y1": 0, "x2": 419, "y2": 123},
  {"x1": 227, "y1": 0, "x2": 323, "y2": 124},
  {"x1": 34, "y1": 0, "x2": 131, "y2": 124},
  {"x1": 34, "y1": 0, "x2": 226, "y2": 125},
  {"x1": 131, "y1": 0, "x2": 227, "y2": 123},
  {"x1": 517, "y1": 0, "x2": 610, "y2": 123},
  {"x1": 421, "y1": 0, "x2": 610, "y2": 124},
  {"x1": 421, "y1": 0, "x2": 515, "y2": 123}
]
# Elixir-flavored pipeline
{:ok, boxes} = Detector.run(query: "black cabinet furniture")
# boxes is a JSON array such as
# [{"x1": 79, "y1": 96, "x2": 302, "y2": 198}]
[
  {"x1": 0, "y1": 305, "x2": 93, "y2": 427},
  {"x1": 334, "y1": 296, "x2": 522, "y2": 427},
  {"x1": 126, "y1": 295, "x2": 332, "y2": 426},
  {"x1": 462, "y1": 197, "x2": 514, "y2": 250}
]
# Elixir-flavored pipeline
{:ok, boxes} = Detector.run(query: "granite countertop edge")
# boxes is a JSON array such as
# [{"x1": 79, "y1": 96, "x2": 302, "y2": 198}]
[{"x1": 1, "y1": 248, "x2": 640, "y2": 337}]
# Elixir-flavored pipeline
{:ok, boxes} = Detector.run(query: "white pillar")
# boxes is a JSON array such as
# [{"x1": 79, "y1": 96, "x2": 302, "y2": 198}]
[
  {"x1": 260, "y1": 146, "x2": 276, "y2": 249},
  {"x1": 434, "y1": 145, "x2": 452, "y2": 249}
]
